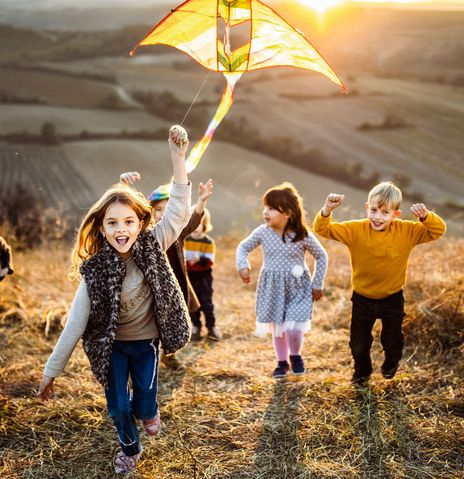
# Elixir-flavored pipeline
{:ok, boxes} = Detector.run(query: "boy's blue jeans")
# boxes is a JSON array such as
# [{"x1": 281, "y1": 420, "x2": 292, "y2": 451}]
[
  {"x1": 105, "y1": 339, "x2": 159, "y2": 456},
  {"x1": 350, "y1": 290, "x2": 405, "y2": 379}
]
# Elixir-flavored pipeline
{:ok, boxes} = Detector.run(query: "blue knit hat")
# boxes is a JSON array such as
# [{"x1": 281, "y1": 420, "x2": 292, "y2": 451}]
[{"x1": 148, "y1": 184, "x2": 170, "y2": 202}]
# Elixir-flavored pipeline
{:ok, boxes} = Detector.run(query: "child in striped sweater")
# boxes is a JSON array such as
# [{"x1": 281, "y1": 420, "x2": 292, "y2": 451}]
[{"x1": 184, "y1": 208, "x2": 220, "y2": 341}]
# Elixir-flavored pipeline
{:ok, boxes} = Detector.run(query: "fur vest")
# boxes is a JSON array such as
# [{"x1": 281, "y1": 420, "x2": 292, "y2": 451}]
[{"x1": 80, "y1": 230, "x2": 191, "y2": 388}]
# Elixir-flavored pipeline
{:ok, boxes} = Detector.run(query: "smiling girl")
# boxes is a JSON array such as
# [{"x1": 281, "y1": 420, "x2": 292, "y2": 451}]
[
  {"x1": 236, "y1": 182, "x2": 328, "y2": 378},
  {"x1": 37, "y1": 126, "x2": 192, "y2": 474}
]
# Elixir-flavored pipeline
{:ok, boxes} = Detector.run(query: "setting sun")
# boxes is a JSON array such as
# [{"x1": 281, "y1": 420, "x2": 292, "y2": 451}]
[{"x1": 297, "y1": 0, "x2": 346, "y2": 14}]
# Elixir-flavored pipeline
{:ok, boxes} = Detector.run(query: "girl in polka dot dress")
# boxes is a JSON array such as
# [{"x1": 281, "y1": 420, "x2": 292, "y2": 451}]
[{"x1": 236, "y1": 182, "x2": 328, "y2": 378}]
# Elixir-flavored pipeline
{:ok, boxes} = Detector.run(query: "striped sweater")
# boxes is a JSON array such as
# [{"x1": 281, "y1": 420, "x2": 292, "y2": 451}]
[{"x1": 184, "y1": 234, "x2": 215, "y2": 272}]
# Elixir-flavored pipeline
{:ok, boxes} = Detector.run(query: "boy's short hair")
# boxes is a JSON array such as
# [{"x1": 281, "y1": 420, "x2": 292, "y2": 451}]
[
  {"x1": 368, "y1": 181, "x2": 402, "y2": 210},
  {"x1": 201, "y1": 208, "x2": 213, "y2": 233}
]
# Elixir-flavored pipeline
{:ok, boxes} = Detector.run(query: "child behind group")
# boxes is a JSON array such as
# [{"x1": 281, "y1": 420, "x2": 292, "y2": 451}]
[
  {"x1": 0, "y1": 235, "x2": 14, "y2": 282},
  {"x1": 313, "y1": 181, "x2": 446, "y2": 385},
  {"x1": 38, "y1": 126, "x2": 192, "y2": 474},
  {"x1": 236, "y1": 182, "x2": 328, "y2": 378},
  {"x1": 120, "y1": 172, "x2": 214, "y2": 367},
  {"x1": 184, "y1": 208, "x2": 220, "y2": 341}
]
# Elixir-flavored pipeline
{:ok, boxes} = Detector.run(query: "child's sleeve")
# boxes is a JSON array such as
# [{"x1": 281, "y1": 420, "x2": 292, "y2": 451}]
[
  {"x1": 313, "y1": 210, "x2": 355, "y2": 245},
  {"x1": 178, "y1": 210, "x2": 203, "y2": 242},
  {"x1": 305, "y1": 232, "x2": 328, "y2": 290},
  {"x1": 43, "y1": 280, "x2": 90, "y2": 378},
  {"x1": 151, "y1": 182, "x2": 192, "y2": 250},
  {"x1": 409, "y1": 211, "x2": 447, "y2": 245},
  {"x1": 236, "y1": 227, "x2": 263, "y2": 271}
]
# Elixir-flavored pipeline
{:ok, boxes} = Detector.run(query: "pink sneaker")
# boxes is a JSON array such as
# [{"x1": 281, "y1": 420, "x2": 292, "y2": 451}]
[
  {"x1": 114, "y1": 448, "x2": 142, "y2": 474},
  {"x1": 142, "y1": 414, "x2": 161, "y2": 436}
]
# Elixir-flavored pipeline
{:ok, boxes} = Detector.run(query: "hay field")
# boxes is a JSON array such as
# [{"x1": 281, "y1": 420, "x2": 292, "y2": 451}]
[{"x1": 0, "y1": 235, "x2": 462, "y2": 478}]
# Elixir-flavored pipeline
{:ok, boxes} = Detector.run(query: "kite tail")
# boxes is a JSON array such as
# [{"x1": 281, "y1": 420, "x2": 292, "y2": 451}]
[{"x1": 185, "y1": 72, "x2": 242, "y2": 174}]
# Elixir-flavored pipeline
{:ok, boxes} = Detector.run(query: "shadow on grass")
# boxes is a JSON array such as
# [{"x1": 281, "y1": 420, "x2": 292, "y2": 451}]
[
  {"x1": 353, "y1": 385, "x2": 390, "y2": 479},
  {"x1": 353, "y1": 383, "x2": 423, "y2": 479},
  {"x1": 157, "y1": 339, "x2": 210, "y2": 403},
  {"x1": 252, "y1": 379, "x2": 306, "y2": 479}
]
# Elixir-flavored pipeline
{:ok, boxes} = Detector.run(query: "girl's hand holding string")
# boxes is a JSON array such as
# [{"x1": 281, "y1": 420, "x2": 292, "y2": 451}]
[
  {"x1": 37, "y1": 375, "x2": 55, "y2": 401},
  {"x1": 239, "y1": 268, "x2": 251, "y2": 284},
  {"x1": 312, "y1": 289, "x2": 323, "y2": 301},
  {"x1": 168, "y1": 125, "x2": 189, "y2": 185}
]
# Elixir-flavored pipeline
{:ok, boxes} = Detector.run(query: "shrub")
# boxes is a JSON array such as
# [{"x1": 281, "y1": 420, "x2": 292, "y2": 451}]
[
  {"x1": 41, "y1": 122, "x2": 59, "y2": 145},
  {"x1": 0, "y1": 183, "x2": 44, "y2": 249}
]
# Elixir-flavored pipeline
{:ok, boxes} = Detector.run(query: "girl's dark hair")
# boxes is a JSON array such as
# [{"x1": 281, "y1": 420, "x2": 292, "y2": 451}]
[{"x1": 262, "y1": 182, "x2": 309, "y2": 242}]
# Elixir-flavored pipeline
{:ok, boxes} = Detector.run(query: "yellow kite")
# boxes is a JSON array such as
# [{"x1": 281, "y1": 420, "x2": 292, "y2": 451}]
[{"x1": 131, "y1": 0, "x2": 346, "y2": 173}]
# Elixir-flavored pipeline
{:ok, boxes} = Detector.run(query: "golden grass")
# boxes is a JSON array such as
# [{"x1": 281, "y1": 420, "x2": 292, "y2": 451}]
[{"x1": 0, "y1": 236, "x2": 463, "y2": 478}]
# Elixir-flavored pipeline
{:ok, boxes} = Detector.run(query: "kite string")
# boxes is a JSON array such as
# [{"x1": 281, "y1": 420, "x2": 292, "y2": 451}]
[{"x1": 180, "y1": 71, "x2": 211, "y2": 126}]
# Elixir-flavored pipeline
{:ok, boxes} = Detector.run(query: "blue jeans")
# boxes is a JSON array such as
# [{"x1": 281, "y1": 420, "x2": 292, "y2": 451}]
[{"x1": 105, "y1": 339, "x2": 159, "y2": 456}]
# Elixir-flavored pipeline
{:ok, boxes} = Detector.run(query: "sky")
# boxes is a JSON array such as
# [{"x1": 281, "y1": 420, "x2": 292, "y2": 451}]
[{"x1": 2, "y1": 0, "x2": 464, "y2": 6}]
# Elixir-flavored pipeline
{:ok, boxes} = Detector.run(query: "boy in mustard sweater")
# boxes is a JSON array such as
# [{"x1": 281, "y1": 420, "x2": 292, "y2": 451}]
[{"x1": 313, "y1": 182, "x2": 446, "y2": 385}]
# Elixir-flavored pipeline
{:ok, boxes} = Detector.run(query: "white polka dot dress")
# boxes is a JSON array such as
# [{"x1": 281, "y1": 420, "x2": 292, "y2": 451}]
[{"x1": 236, "y1": 225, "x2": 328, "y2": 337}]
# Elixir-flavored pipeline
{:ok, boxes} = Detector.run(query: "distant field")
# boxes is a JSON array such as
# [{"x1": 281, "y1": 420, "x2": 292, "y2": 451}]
[
  {"x1": 0, "y1": 145, "x2": 94, "y2": 211},
  {"x1": 226, "y1": 73, "x2": 464, "y2": 207},
  {"x1": 36, "y1": 52, "x2": 463, "y2": 206},
  {"x1": 0, "y1": 68, "x2": 134, "y2": 109},
  {"x1": 2, "y1": 139, "x2": 461, "y2": 236},
  {"x1": 0, "y1": 139, "x2": 370, "y2": 234},
  {"x1": 43, "y1": 138, "x2": 464, "y2": 235},
  {"x1": 0, "y1": 104, "x2": 167, "y2": 136},
  {"x1": 0, "y1": 6, "x2": 463, "y2": 227},
  {"x1": 62, "y1": 139, "x2": 370, "y2": 234}
]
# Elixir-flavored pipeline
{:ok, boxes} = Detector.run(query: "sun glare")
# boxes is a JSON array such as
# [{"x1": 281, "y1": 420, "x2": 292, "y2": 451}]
[{"x1": 297, "y1": 0, "x2": 346, "y2": 14}]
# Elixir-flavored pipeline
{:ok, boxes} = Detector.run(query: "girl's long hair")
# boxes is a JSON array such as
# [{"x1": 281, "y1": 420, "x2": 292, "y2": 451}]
[
  {"x1": 262, "y1": 182, "x2": 309, "y2": 242},
  {"x1": 70, "y1": 185, "x2": 153, "y2": 278}
]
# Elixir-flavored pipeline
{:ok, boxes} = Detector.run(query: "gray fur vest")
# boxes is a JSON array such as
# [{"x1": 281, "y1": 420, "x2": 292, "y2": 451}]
[{"x1": 80, "y1": 230, "x2": 191, "y2": 388}]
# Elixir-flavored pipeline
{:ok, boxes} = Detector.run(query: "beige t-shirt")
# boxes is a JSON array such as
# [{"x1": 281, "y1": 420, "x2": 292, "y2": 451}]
[{"x1": 116, "y1": 257, "x2": 158, "y2": 341}]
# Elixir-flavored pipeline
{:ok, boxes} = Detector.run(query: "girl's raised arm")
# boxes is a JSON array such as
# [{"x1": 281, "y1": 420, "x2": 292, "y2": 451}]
[{"x1": 151, "y1": 127, "x2": 192, "y2": 250}]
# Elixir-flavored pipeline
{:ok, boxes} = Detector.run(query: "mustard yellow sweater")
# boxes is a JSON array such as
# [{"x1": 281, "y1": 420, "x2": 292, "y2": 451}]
[{"x1": 313, "y1": 211, "x2": 446, "y2": 299}]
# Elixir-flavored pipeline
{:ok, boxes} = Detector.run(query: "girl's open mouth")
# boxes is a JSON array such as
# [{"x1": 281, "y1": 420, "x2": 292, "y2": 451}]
[{"x1": 116, "y1": 237, "x2": 129, "y2": 245}]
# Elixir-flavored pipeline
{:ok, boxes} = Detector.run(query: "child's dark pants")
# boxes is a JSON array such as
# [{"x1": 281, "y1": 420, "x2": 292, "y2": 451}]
[
  {"x1": 188, "y1": 270, "x2": 216, "y2": 330},
  {"x1": 350, "y1": 290, "x2": 405, "y2": 378}
]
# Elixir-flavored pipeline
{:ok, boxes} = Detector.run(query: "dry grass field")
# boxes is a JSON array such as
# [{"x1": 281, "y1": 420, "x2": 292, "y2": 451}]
[{"x1": 0, "y1": 236, "x2": 463, "y2": 478}]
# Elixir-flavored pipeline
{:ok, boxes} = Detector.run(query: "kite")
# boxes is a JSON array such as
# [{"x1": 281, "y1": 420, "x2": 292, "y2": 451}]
[{"x1": 131, "y1": 0, "x2": 346, "y2": 174}]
